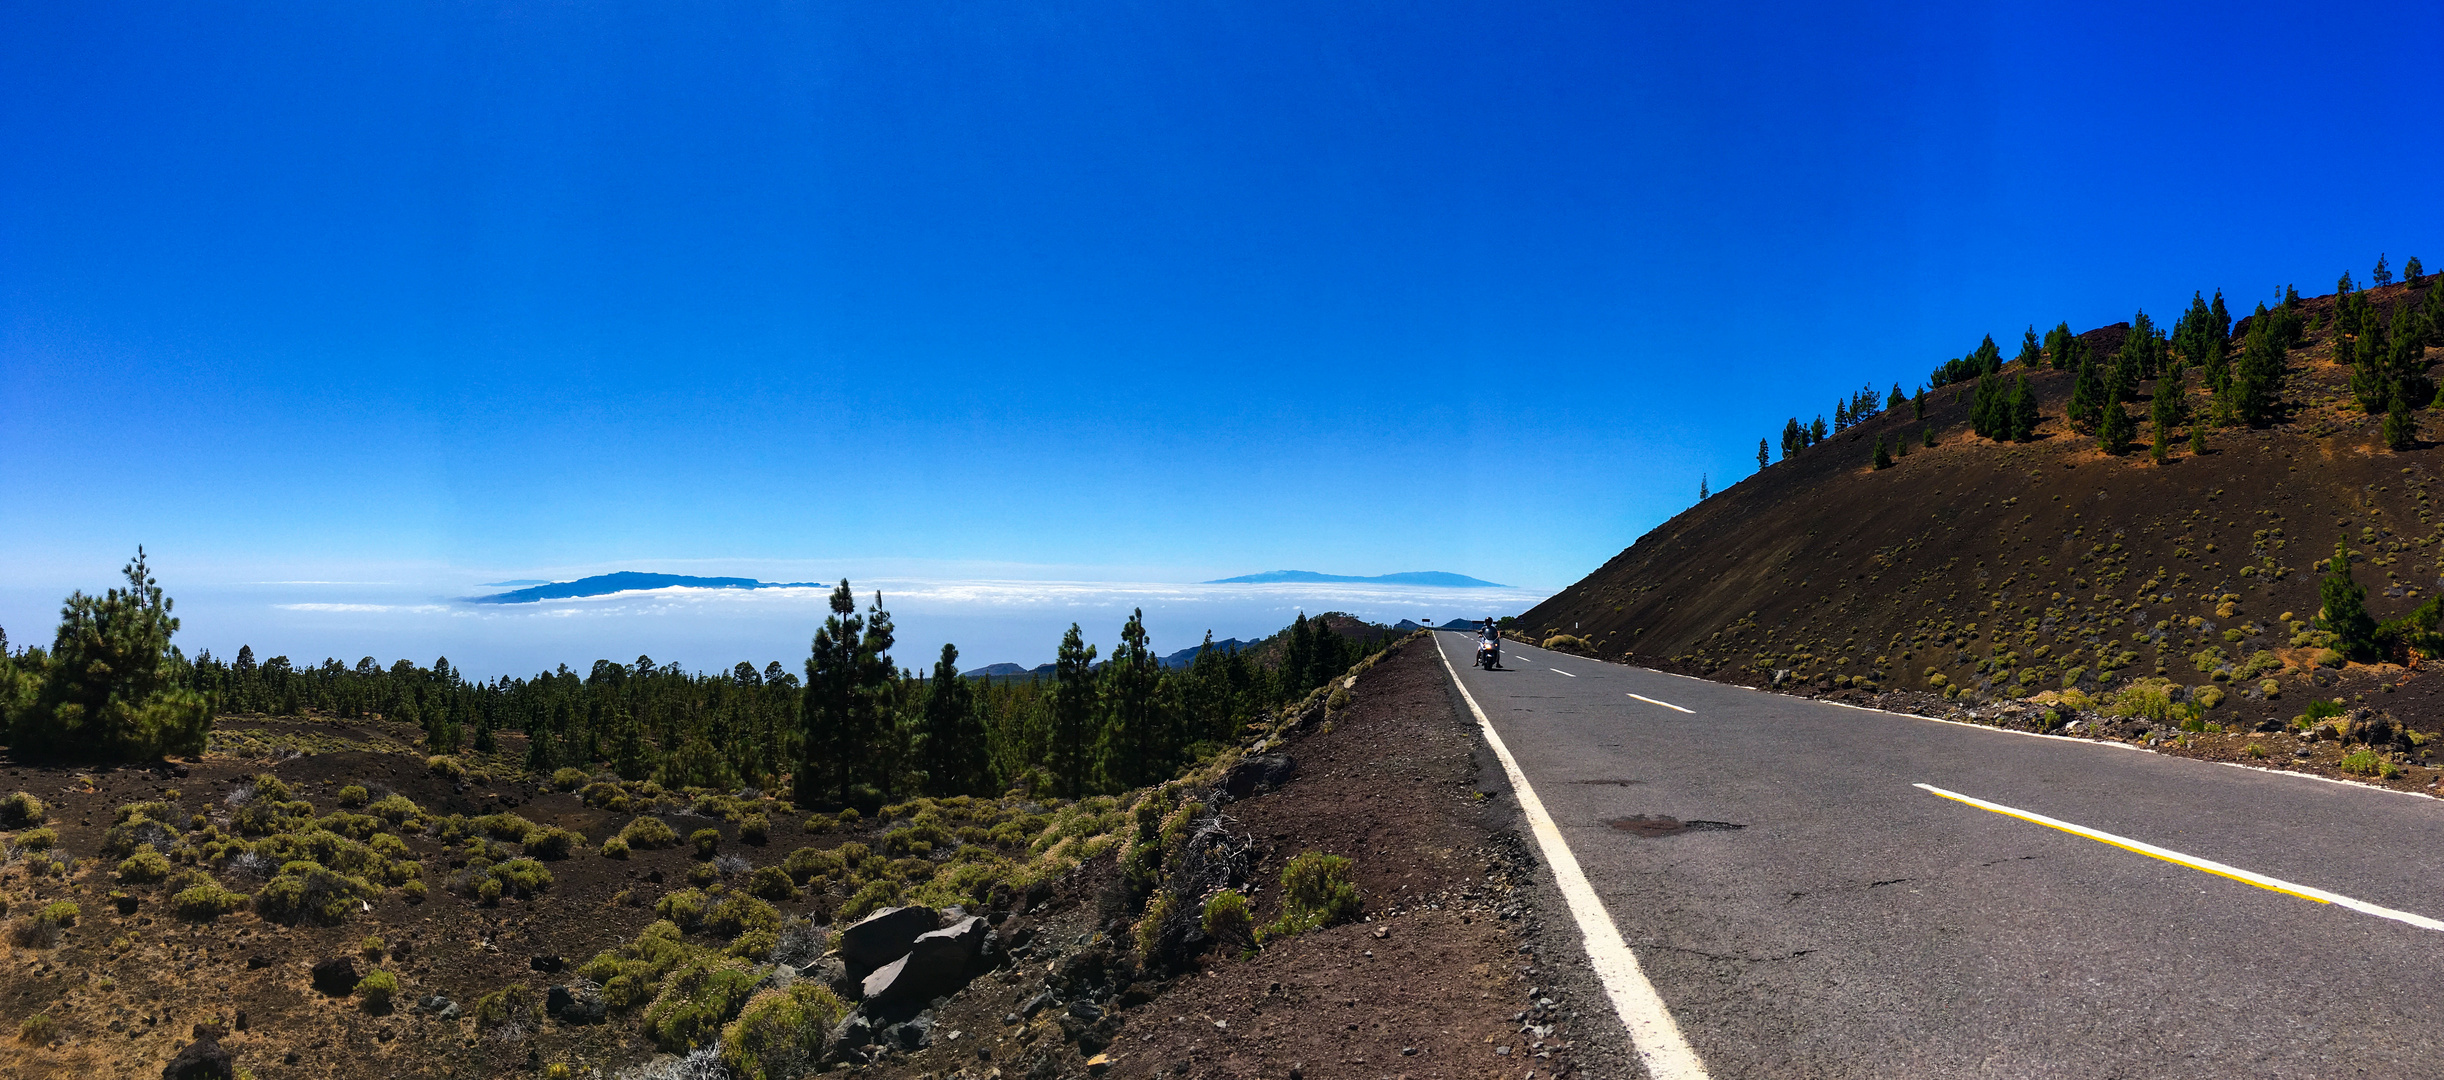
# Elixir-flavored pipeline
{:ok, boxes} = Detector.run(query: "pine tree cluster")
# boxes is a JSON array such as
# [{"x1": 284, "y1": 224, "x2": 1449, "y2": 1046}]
[{"x1": 1, "y1": 565, "x2": 1387, "y2": 805}]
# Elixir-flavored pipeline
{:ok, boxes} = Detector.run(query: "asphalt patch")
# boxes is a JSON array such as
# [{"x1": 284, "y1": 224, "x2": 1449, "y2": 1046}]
[{"x1": 1605, "y1": 814, "x2": 1746, "y2": 837}]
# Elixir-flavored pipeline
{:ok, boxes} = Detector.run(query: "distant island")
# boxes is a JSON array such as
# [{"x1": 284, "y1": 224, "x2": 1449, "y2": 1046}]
[
  {"x1": 466, "y1": 571, "x2": 819, "y2": 604},
  {"x1": 1203, "y1": 570, "x2": 1507, "y2": 588}
]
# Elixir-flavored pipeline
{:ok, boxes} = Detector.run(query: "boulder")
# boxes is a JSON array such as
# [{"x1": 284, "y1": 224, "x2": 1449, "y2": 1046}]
[
  {"x1": 801, "y1": 954, "x2": 856, "y2": 999},
  {"x1": 880, "y1": 1012, "x2": 935, "y2": 1051},
  {"x1": 309, "y1": 956, "x2": 359, "y2": 996},
  {"x1": 161, "y1": 1038, "x2": 233, "y2": 1080},
  {"x1": 836, "y1": 905, "x2": 939, "y2": 972},
  {"x1": 860, "y1": 917, "x2": 987, "y2": 1008},
  {"x1": 546, "y1": 978, "x2": 606, "y2": 1024},
  {"x1": 827, "y1": 1011, "x2": 875, "y2": 1055},
  {"x1": 1221, "y1": 754, "x2": 1295, "y2": 800}
]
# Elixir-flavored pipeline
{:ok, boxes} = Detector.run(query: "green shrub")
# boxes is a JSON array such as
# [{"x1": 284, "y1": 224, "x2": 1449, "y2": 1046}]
[
  {"x1": 37, "y1": 901, "x2": 78, "y2": 927},
  {"x1": 173, "y1": 883, "x2": 248, "y2": 920},
  {"x1": 1262, "y1": 852, "x2": 1360, "y2": 939},
  {"x1": 14, "y1": 827, "x2": 57, "y2": 851},
  {"x1": 2106, "y1": 679, "x2": 2176, "y2": 723},
  {"x1": 738, "y1": 814, "x2": 769, "y2": 845},
  {"x1": 117, "y1": 844, "x2": 173, "y2": 884},
  {"x1": 255, "y1": 861, "x2": 379, "y2": 924},
  {"x1": 473, "y1": 982, "x2": 542, "y2": 1028},
  {"x1": 691, "y1": 828, "x2": 722, "y2": 859},
  {"x1": 747, "y1": 865, "x2": 797, "y2": 901},
  {"x1": 526, "y1": 826, "x2": 585, "y2": 860},
  {"x1": 427, "y1": 755, "x2": 466, "y2": 779},
  {"x1": 489, "y1": 858, "x2": 553, "y2": 898},
  {"x1": 2303, "y1": 699, "x2": 2346, "y2": 724},
  {"x1": 471, "y1": 812, "x2": 538, "y2": 843},
  {"x1": 402, "y1": 879, "x2": 427, "y2": 903},
  {"x1": 2341, "y1": 749, "x2": 2401, "y2": 778},
  {"x1": 360, "y1": 934, "x2": 387, "y2": 961},
  {"x1": 1202, "y1": 890, "x2": 1254, "y2": 950},
  {"x1": 367, "y1": 794, "x2": 422, "y2": 825},
  {"x1": 1541, "y1": 634, "x2": 1594, "y2": 654},
  {"x1": 335, "y1": 785, "x2": 370, "y2": 808},
  {"x1": 18, "y1": 1011, "x2": 57, "y2": 1045},
  {"x1": 781, "y1": 846, "x2": 839, "y2": 885},
  {"x1": 551, "y1": 767, "x2": 592, "y2": 791},
  {"x1": 621, "y1": 817, "x2": 679, "y2": 849},
  {"x1": 600, "y1": 836, "x2": 632, "y2": 859},
  {"x1": 643, "y1": 957, "x2": 759, "y2": 1052},
  {"x1": 580, "y1": 782, "x2": 632, "y2": 811},
  {"x1": 719, "y1": 982, "x2": 847, "y2": 1080},
  {"x1": 0, "y1": 791, "x2": 46, "y2": 828},
  {"x1": 355, "y1": 968, "x2": 400, "y2": 1008},
  {"x1": 1133, "y1": 892, "x2": 1175, "y2": 960},
  {"x1": 656, "y1": 888, "x2": 710, "y2": 931},
  {"x1": 2194, "y1": 685, "x2": 2226, "y2": 710},
  {"x1": 800, "y1": 813, "x2": 835, "y2": 834},
  {"x1": 705, "y1": 894, "x2": 781, "y2": 940}
]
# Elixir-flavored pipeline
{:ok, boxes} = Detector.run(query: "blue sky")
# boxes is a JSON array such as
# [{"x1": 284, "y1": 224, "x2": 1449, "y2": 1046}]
[{"x1": 4, "y1": 1, "x2": 2440, "y2": 672}]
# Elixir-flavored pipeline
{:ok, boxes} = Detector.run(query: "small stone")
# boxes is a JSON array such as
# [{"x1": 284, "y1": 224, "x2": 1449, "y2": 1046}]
[
  {"x1": 309, "y1": 956, "x2": 359, "y2": 996},
  {"x1": 1402, "y1": 1046, "x2": 1419, "y2": 1056},
  {"x1": 1068, "y1": 1000, "x2": 1104, "y2": 1022},
  {"x1": 1371, "y1": 927, "x2": 1390, "y2": 940},
  {"x1": 1496, "y1": 1046, "x2": 1512, "y2": 1056},
  {"x1": 162, "y1": 1038, "x2": 234, "y2": 1080}
]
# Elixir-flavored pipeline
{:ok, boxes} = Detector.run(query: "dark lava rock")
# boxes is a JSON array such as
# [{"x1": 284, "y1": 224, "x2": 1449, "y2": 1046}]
[
  {"x1": 1067, "y1": 999, "x2": 1104, "y2": 1022},
  {"x1": 245, "y1": 954, "x2": 272, "y2": 971},
  {"x1": 161, "y1": 1038, "x2": 233, "y2": 1080},
  {"x1": 827, "y1": 1011, "x2": 876, "y2": 1056},
  {"x1": 1020, "y1": 990, "x2": 1056, "y2": 1018},
  {"x1": 529, "y1": 954, "x2": 565, "y2": 973},
  {"x1": 546, "y1": 978, "x2": 606, "y2": 1024},
  {"x1": 861, "y1": 916, "x2": 988, "y2": 1007},
  {"x1": 309, "y1": 956, "x2": 359, "y2": 996},
  {"x1": 837, "y1": 905, "x2": 940, "y2": 972},
  {"x1": 1221, "y1": 754, "x2": 1296, "y2": 800},
  {"x1": 880, "y1": 1013, "x2": 935, "y2": 1052}
]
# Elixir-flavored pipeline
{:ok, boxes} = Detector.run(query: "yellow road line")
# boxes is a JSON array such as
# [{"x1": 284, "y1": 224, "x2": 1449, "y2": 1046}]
[{"x1": 1915, "y1": 783, "x2": 2444, "y2": 932}]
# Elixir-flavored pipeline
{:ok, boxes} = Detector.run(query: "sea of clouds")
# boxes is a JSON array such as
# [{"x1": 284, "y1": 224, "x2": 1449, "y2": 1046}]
[{"x1": 0, "y1": 572, "x2": 1550, "y2": 679}]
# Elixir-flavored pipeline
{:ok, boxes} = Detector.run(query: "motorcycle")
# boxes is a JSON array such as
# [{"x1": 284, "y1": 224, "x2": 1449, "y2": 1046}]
[{"x1": 1476, "y1": 635, "x2": 1501, "y2": 670}]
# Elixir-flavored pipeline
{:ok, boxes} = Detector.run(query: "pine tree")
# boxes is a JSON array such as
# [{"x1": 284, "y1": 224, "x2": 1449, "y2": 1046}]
[
  {"x1": 2098, "y1": 400, "x2": 2135, "y2": 455},
  {"x1": 2009, "y1": 370, "x2": 2039, "y2": 441},
  {"x1": 1873, "y1": 436, "x2": 1892, "y2": 470},
  {"x1": 1049, "y1": 623, "x2": 1098, "y2": 798},
  {"x1": 2317, "y1": 540, "x2": 2377, "y2": 658},
  {"x1": 1757, "y1": 438, "x2": 1770, "y2": 469},
  {"x1": 1699, "y1": 474, "x2": 1709, "y2": 500},
  {"x1": 2232, "y1": 306, "x2": 2287, "y2": 425},
  {"x1": 1921, "y1": 425, "x2": 1935, "y2": 448},
  {"x1": 1894, "y1": 431, "x2": 1908, "y2": 457},
  {"x1": 1809, "y1": 415, "x2": 1827, "y2": 443},
  {"x1": 2374, "y1": 254, "x2": 2394, "y2": 288},
  {"x1": 2149, "y1": 367, "x2": 2184, "y2": 462},
  {"x1": 853, "y1": 591, "x2": 899, "y2": 798},
  {"x1": 2406, "y1": 256, "x2": 2425, "y2": 287},
  {"x1": 2068, "y1": 357, "x2": 2100, "y2": 430},
  {"x1": 1096, "y1": 608, "x2": 1167, "y2": 791},
  {"x1": 918, "y1": 643, "x2": 984, "y2": 796},
  {"x1": 2106, "y1": 348, "x2": 2138, "y2": 404},
  {"x1": 799, "y1": 580, "x2": 863, "y2": 807},
  {"x1": 2016, "y1": 326, "x2": 2042, "y2": 368},
  {"x1": 2188, "y1": 419, "x2": 2208, "y2": 456},
  {"x1": 1781, "y1": 417, "x2": 1803, "y2": 458},
  {"x1": 9, "y1": 547, "x2": 213, "y2": 760},
  {"x1": 2350, "y1": 312, "x2": 2393, "y2": 412},
  {"x1": 1913, "y1": 387, "x2": 1926, "y2": 419},
  {"x1": 1834, "y1": 399, "x2": 1851, "y2": 432},
  {"x1": 2386, "y1": 383, "x2": 2418, "y2": 451},
  {"x1": 1887, "y1": 383, "x2": 1907, "y2": 410}
]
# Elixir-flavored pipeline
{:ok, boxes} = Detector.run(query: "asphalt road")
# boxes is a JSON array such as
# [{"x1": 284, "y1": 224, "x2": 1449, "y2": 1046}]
[{"x1": 1434, "y1": 631, "x2": 2444, "y2": 1079}]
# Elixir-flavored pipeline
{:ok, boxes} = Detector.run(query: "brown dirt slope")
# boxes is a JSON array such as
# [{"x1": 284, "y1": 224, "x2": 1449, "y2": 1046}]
[
  {"x1": 1522, "y1": 281, "x2": 2444, "y2": 732},
  {"x1": 0, "y1": 636, "x2": 1629, "y2": 1080}
]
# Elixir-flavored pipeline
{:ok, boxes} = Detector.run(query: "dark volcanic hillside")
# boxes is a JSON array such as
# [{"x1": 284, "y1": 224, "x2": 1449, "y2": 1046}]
[{"x1": 1524, "y1": 277, "x2": 2444, "y2": 725}]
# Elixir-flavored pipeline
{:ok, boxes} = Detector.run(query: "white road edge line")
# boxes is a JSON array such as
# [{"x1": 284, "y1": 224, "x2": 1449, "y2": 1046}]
[
  {"x1": 1915, "y1": 782, "x2": 2444, "y2": 933},
  {"x1": 1627, "y1": 693, "x2": 1695, "y2": 714},
  {"x1": 1435, "y1": 633, "x2": 1712, "y2": 1079},
  {"x1": 1551, "y1": 668, "x2": 1577, "y2": 677}
]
